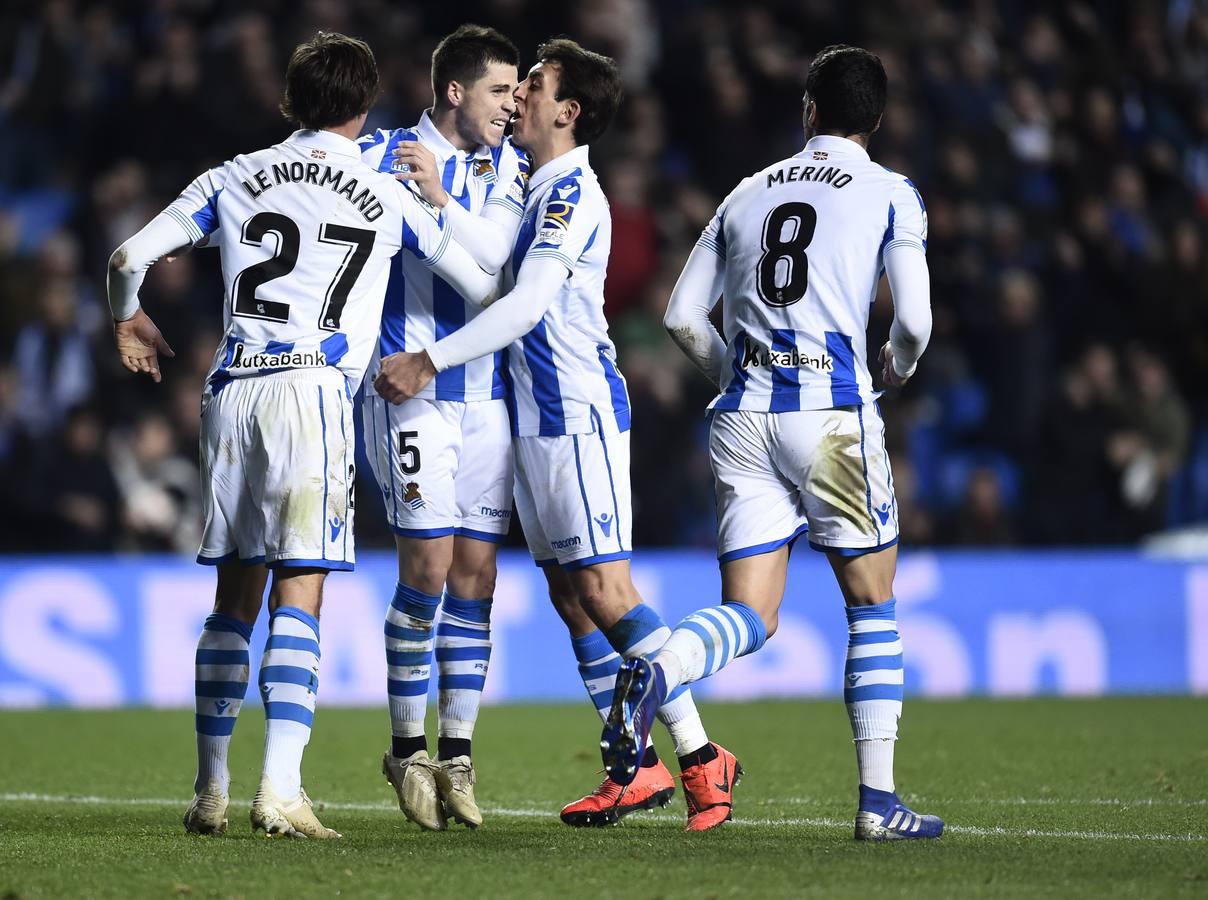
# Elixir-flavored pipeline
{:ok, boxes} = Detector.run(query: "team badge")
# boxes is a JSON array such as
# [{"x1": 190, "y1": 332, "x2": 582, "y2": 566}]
[
  {"x1": 473, "y1": 159, "x2": 497, "y2": 182},
  {"x1": 403, "y1": 482, "x2": 426, "y2": 510}
]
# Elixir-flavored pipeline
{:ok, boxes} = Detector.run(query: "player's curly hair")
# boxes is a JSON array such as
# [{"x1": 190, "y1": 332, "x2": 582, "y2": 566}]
[
  {"x1": 280, "y1": 32, "x2": 379, "y2": 131},
  {"x1": 804, "y1": 45, "x2": 887, "y2": 137},
  {"x1": 536, "y1": 37, "x2": 623, "y2": 145}
]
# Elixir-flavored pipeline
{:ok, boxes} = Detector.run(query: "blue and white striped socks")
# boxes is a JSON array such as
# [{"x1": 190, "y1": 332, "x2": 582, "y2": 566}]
[
  {"x1": 193, "y1": 613, "x2": 252, "y2": 795},
  {"x1": 384, "y1": 582, "x2": 441, "y2": 746},
  {"x1": 653, "y1": 601, "x2": 767, "y2": 694},
  {"x1": 436, "y1": 593, "x2": 492, "y2": 747},
  {"x1": 845, "y1": 598, "x2": 903, "y2": 792},
  {"x1": 571, "y1": 629, "x2": 621, "y2": 722},
  {"x1": 604, "y1": 604, "x2": 709, "y2": 758},
  {"x1": 259, "y1": 606, "x2": 321, "y2": 799}
]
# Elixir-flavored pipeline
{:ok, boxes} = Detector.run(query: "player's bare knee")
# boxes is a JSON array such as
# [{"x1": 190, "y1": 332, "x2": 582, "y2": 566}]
[
  {"x1": 447, "y1": 561, "x2": 496, "y2": 600},
  {"x1": 397, "y1": 553, "x2": 449, "y2": 596}
]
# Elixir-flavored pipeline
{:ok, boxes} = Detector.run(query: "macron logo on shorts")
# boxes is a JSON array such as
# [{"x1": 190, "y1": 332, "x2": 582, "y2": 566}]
[{"x1": 551, "y1": 536, "x2": 581, "y2": 551}]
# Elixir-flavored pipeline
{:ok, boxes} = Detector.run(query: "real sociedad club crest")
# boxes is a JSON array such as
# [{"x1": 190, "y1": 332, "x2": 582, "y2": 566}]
[
  {"x1": 403, "y1": 482, "x2": 425, "y2": 510},
  {"x1": 473, "y1": 159, "x2": 496, "y2": 182}
]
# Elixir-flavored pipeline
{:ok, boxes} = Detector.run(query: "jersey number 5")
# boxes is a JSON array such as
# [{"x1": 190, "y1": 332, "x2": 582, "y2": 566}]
[
  {"x1": 756, "y1": 202, "x2": 816, "y2": 308},
  {"x1": 232, "y1": 212, "x2": 376, "y2": 330}
]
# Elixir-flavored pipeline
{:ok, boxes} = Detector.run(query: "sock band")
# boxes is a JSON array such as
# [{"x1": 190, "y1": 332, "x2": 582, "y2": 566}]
[
  {"x1": 385, "y1": 581, "x2": 440, "y2": 739},
  {"x1": 436, "y1": 593, "x2": 492, "y2": 741},
  {"x1": 844, "y1": 598, "x2": 903, "y2": 742},
  {"x1": 194, "y1": 614, "x2": 251, "y2": 793},
  {"x1": 571, "y1": 629, "x2": 621, "y2": 722}
]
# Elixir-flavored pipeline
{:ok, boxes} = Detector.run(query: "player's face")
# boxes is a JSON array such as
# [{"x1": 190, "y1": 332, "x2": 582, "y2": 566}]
[
  {"x1": 511, "y1": 61, "x2": 564, "y2": 150},
  {"x1": 453, "y1": 61, "x2": 518, "y2": 149}
]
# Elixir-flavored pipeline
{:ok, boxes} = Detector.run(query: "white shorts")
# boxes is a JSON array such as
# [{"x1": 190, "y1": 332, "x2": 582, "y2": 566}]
[
  {"x1": 197, "y1": 368, "x2": 356, "y2": 571},
  {"x1": 513, "y1": 416, "x2": 632, "y2": 569},
  {"x1": 362, "y1": 394, "x2": 514, "y2": 542},
  {"x1": 710, "y1": 403, "x2": 898, "y2": 562}
]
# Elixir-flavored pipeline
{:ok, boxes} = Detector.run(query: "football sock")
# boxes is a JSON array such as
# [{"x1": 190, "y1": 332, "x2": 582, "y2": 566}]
[
  {"x1": 571, "y1": 629, "x2": 621, "y2": 723},
  {"x1": 604, "y1": 603, "x2": 711, "y2": 757},
  {"x1": 438, "y1": 737, "x2": 472, "y2": 761},
  {"x1": 260, "y1": 606, "x2": 321, "y2": 799},
  {"x1": 436, "y1": 593, "x2": 492, "y2": 749},
  {"x1": 652, "y1": 600, "x2": 768, "y2": 694},
  {"x1": 193, "y1": 613, "x2": 252, "y2": 795},
  {"x1": 676, "y1": 742, "x2": 718, "y2": 771},
  {"x1": 845, "y1": 598, "x2": 902, "y2": 793},
  {"x1": 392, "y1": 735, "x2": 426, "y2": 759},
  {"x1": 384, "y1": 581, "x2": 440, "y2": 749}
]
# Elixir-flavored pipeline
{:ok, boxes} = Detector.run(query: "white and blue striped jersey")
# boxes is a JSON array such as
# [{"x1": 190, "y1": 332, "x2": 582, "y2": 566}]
[
  {"x1": 358, "y1": 112, "x2": 529, "y2": 402},
  {"x1": 163, "y1": 130, "x2": 453, "y2": 394},
  {"x1": 701, "y1": 135, "x2": 927, "y2": 412},
  {"x1": 505, "y1": 144, "x2": 630, "y2": 437}
]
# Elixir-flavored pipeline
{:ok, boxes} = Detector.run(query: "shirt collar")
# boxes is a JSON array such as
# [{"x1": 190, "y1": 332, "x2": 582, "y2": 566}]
[
  {"x1": 285, "y1": 129, "x2": 362, "y2": 159},
  {"x1": 415, "y1": 110, "x2": 494, "y2": 162},
  {"x1": 799, "y1": 134, "x2": 871, "y2": 162},
  {"x1": 529, "y1": 144, "x2": 591, "y2": 192}
]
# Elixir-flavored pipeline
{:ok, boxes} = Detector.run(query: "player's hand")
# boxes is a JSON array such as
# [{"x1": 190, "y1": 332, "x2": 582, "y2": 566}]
[
  {"x1": 879, "y1": 342, "x2": 910, "y2": 388},
  {"x1": 393, "y1": 141, "x2": 449, "y2": 209},
  {"x1": 114, "y1": 308, "x2": 175, "y2": 383},
  {"x1": 374, "y1": 351, "x2": 437, "y2": 404}
]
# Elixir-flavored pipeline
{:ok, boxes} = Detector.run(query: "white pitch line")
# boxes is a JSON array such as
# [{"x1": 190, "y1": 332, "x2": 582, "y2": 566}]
[
  {"x1": 1, "y1": 793, "x2": 1204, "y2": 844},
  {"x1": 775, "y1": 796, "x2": 1208, "y2": 809}
]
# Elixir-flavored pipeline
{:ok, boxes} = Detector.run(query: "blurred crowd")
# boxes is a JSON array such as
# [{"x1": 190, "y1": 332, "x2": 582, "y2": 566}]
[{"x1": 1, "y1": 0, "x2": 1205, "y2": 554}]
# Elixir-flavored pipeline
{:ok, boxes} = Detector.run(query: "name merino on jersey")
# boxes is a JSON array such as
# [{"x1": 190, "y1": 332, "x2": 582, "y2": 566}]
[
  {"x1": 700, "y1": 135, "x2": 927, "y2": 413},
  {"x1": 506, "y1": 144, "x2": 630, "y2": 437},
  {"x1": 162, "y1": 130, "x2": 455, "y2": 394},
  {"x1": 357, "y1": 112, "x2": 529, "y2": 403}
]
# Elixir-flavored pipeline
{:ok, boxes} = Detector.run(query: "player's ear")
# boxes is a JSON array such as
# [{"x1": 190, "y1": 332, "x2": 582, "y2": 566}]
[
  {"x1": 870, "y1": 112, "x2": 883, "y2": 135},
  {"x1": 446, "y1": 80, "x2": 464, "y2": 109},
  {"x1": 559, "y1": 98, "x2": 581, "y2": 129},
  {"x1": 805, "y1": 100, "x2": 818, "y2": 128}
]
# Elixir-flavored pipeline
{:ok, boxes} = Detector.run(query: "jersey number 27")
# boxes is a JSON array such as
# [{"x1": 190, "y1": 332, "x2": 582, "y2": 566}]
[{"x1": 232, "y1": 211, "x2": 376, "y2": 331}]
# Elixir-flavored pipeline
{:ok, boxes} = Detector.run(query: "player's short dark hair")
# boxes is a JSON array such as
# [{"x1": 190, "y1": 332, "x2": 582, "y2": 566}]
[
  {"x1": 280, "y1": 32, "x2": 379, "y2": 131},
  {"x1": 536, "y1": 37, "x2": 622, "y2": 145},
  {"x1": 432, "y1": 24, "x2": 519, "y2": 108},
  {"x1": 805, "y1": 44, "x2": 887, "y2": 137}
]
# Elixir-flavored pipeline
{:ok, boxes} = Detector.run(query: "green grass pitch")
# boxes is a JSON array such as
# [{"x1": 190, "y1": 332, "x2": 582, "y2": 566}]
[{"x1": 1, "y1": 698, "x2": 1206, "y2": 898}]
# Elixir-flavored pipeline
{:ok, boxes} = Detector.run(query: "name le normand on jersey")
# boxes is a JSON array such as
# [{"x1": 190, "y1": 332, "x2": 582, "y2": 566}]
[{"x1": 241, "y1": 157, "x2": 387, "y2": 222}]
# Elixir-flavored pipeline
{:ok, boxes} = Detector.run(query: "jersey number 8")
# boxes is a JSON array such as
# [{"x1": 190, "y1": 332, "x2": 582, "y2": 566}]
[
  {"x1": 756, "y1": 202, "x2": 817, "y2": 308},
  {"x1": 232, "y1": 211, "x2": 376, "y2": 331}
]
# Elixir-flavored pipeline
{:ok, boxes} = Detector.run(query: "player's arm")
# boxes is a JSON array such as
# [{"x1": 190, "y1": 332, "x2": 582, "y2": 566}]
[
  {"x1": 393, "y1": 140, "x2": 524, "y2": 274},
  {"x1": 107, "y1": 167, "x2": 224, "y2": 380},
  {"x1": 395, "y1": 183, "x2": 501, "y2": 308},
  {"x1": 663, "y1": 241, "x2": 728, "y2": 388},
  {"x1": 879, "y1": 180, "x2": 933, "y2": 386},
  {"x1": 375, "y1": 173, "x2": 592, "y2": 403},
  {"x1": 373, "y1": 256, "x2": 565, "y2": 403}
]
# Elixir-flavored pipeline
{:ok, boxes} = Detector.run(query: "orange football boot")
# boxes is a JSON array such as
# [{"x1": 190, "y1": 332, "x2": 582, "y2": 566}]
[
  {"x1": 679, "y1": 743, "x2": 743, "y2": 832},
  {"x1": 560, "y1": 759, "x2": 676, "y2": 827}
]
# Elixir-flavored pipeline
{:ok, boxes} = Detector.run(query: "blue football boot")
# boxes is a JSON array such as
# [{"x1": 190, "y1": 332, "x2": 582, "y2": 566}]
[
  {"x1": 600, "y1": 657, "x2": 665, "y2": 785},
  {"x1": 855, "y1": 785, "x2": 944, "y2": 840}
]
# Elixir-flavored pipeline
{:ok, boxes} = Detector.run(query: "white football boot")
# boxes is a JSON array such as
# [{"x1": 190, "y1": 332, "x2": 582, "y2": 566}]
[
  {"x1": 250, "y1": 777, "x2": 341, "y2": 839},
  {"x1": 436, "y1": 756, "x2": 482, "y2": 828},
  {"x1": 182, "y1": 778, "x2": 229, "y2": 835},
  {"x1": 382, "y1": 749, "x2": 446, "y2": 831}
]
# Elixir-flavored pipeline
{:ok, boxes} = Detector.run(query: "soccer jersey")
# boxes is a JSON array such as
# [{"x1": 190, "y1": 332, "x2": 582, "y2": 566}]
[
  {"x1": 700, "y1": 134, "x2": 927, "y2": 413},
  {"x1": 505, "y1": 144, "x2": 630, "y2": 437},
  {"x1": 163, "y1": 130, "x2": 453, "y2": 394},
  {"x1": 358, "y1": 112, "x2": 529, "y2": 402}
]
